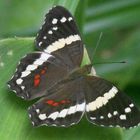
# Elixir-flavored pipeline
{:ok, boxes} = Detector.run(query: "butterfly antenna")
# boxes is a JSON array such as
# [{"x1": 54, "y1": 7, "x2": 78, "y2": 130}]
[
  {"x1": 94, "y1": 61, "x2": 126, "y2": 65},
  {"x1": 91, "y1": 32, "x2": 103, "y2": 62}
]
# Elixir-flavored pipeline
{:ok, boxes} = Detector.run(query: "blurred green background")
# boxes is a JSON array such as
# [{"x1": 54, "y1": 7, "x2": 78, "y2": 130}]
[{"x1": 0, "y1": 0, "x2": 140, "y2": 140}]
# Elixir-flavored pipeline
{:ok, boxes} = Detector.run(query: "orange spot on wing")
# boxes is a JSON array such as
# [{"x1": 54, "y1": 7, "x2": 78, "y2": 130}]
[
  {"x1": 60, "y1": 100, "x2": 70, "y2": 104},
  {"x1": 45, "y1": 100, "x2": 59, "y2": 106},
  {"x1": 34, "y1": 74, "x2": 40, "y2": 87},
  {"x1": 34, "y1": 74, "x2": 40, "y2": 79},
  {"x1": 46, "y1": 100, "x2": 54, "y2": 105},
  {"x1": 52, "y1": 102, "x2": 59, "y2": 106},
  {"x1": 34, "y1": 79, "x2": 40, "y2": 87},
  {"x1": 45, "y1": 99, "x2": 70, "y2": 107},
  {"x1": 60, "y1": 100, "x2": 67, "y2": 104},
  {"x1": 41, "y1": 70, "x2": 46, "y2": 75}
]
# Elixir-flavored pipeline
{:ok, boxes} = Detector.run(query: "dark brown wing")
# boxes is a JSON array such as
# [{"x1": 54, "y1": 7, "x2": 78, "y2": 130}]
[
  {"x1": 28, "y1": 78, "x2": 85, "y2": 127},
  {"x1": 85, "y1": 76, "x2": 140, "y2": 129},
  {"x1": 7, "y1": 52, "x2": 69, "y2": 100},
  {"x1": 35, "y1": 6, "x2": 83, "y2": 67}
]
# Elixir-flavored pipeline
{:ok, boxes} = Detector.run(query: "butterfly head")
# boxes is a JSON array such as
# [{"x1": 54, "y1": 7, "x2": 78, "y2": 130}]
[{"x1": 81, "y1": 64, "x2": 93, "y2": 75}]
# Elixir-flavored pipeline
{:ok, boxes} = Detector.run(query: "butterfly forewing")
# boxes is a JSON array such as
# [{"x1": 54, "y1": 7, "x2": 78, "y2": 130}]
[
  {"x1": 85, "y1": 76, "x2": 140, "y2": 128},
  {"x1": 36, "y1": 6, "x2": 80, "y2": 51},
  {"x1": 7, "y1": 6, "x2": 84, "y2": 100},
  {"x1": 35, "y1": 6, "x2": 83, "y2": 67},
  {"x1": 7, "y1": 52, "x2": 69, "y2": 100}
]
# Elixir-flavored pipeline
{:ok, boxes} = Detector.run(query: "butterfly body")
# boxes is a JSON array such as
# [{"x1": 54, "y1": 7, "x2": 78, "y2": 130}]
[
  {"x1": 64, "y1": 64, "x2": 92, "y2": 80},
  {"x1": 7, "y1": 6, "x2": 140, "y2": 128}
]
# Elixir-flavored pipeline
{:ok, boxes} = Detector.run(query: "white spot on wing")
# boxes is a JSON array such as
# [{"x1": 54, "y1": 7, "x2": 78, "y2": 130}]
[
  {"x1": 60, "y1": 17, "x2": 67, "y2": 23},
  {"x1": 100, "y1": 116, "x2": 104, "y2": 119},
  {"x1": 39, "y1": 42, "x2": 42, "y2": 46},
  {"x1": 74, "y1": 35, "x2": 81, "y2": 40},
  {"x1": 70, "y1": 122, "x2": 75, "y2": 126},
  {"x1": 33, "y1": 59, "x2": 44, "y2": 65},
  {"x1": 39, "y1": 114, "x2": 47, "y2": 120},
  {"x1": 125, "y1": 107, "x2": 131, "y2": 113},
  {"x1": 58, "y1": 38, "x2": 65, "y2": 49},
  {"x1": 76, "y1": 102, "x2": 85, "y2": 112},
  {"x1": 48, "y1": 30, "x2": 53, "y2": 34},
  {"x1": 31, "y1": 121, "x2": 35, "y2": 126},
  {"x1": 57, "y1": 102, "x2": 85, "y2": 119},
  {"x1": 51, "y1": 124, "x2": 57, "y2": 126},
  {"x1": 12, "y1": 90, "x2": 17, "y2": 93},
  {"x1": 109, "y1": 125, "x2": 113, "y2": 127},
  {"x1": 45, "y1": 45, "x2": 55, "y2": 53},
  {"x1": 52, "y1": 41, "x2": 62, "y2": 50},
  {"x1": 36, "y1": 109, "x2": 40, "y2": 113},
  {"x1": 19, "y1": 52, "x2": 52, "y2": 80},
  {"x1": 44, "y1": 34, "x2": 81, "y2": 53},
  {"x1": 21, "y1": 86, "x2": 25, "y2": 90},
  {"x1": 120, "y1": 114, "x2": 126, "y2": 120},
  {"x1": 21, "y1": 96, "x2": 24, "y2": 99},
  {"x1": 52, "y1": 18, "x2": 58, "y2": 24},
  {"x1": 65, "y1": 35, "x2": 74, "y2": 45},
  {"x1": 68, "y1": 17, "x2": 73, "y2": 21},
  {"x1": 86, "y1": 86, "x2": 118, "y2": 112},
  {"x1": 100, "y1": 124, "x2": 105, "y2": 127},
  {"x1": 26, "y1": 65, "x2": 38, "y2": 71},
  {"x1": 48, "y1": 112, "x2": 59, "y2": 120},
  {"x1": 29, "y1": 114, "x2": 31, "y2": 118},
  {"x1": 68, "y1": 106, "x2": 76, "y2": 115},
  {"x1": 7, "y1": 84, "x2": 11, "y2": 88},
  {"x1": 21, "y1": 71, "x2": 31, "y2": 78},
  {"x1": 16, "y1": 78, "x2": 23, "y2": 84},
  {"x1": 129, "y1": 103, "x2": 134, "y2": 108},
  {"x1": 95, "y1": 97, "x2": 103, "y2": 109},
  {"x1": 52, "y1": 27, "x2": 58, "y2": 30},
  {"x1": 61, "y1": 125, "x2": 65, "y2": 127},
  {"x1": 39, "y1": 52, "x2": 52, "y2": 61},
  {"x1": 90, "y1": 117, "x2": 96, "y2": 120},
  {"x1": 43, "y1": 36, "x2": 47, "y2": 39},
  {"x1": 116, "y1": 125, "x2": 120, "y2": 128},
  {"x1": 108, "y1": 113, "x2": 112, "y2": 118},
  {"x1": 58, "y1": 109, "x2": 68, "y2": 118},
  {"x1": 113, "y1": 111, "x2": 118, "y2": 116}
]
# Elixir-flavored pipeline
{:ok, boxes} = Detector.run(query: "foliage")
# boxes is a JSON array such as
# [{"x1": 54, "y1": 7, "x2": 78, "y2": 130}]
[{"x1": 0, "y1": 0, "x2": 140, "y2": 139}]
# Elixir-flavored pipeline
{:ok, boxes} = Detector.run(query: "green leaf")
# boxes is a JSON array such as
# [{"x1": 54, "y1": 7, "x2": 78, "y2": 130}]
[
  {"x1": 75, "y1": 0, "x2": 88, "y2": 36},
  {"x1": 84, "y1": 0, "x2": 140, "y2": 34},
  {"x1": 0, "y1": 0, "x2": 140, "y2": 139},
  {"x1": 92, "y1": 29, "x2": 140, "y2": 88},
  {"x1": 123, "y1": 126, "x2": 140, "y2": 140},
  {"x1": 0, "y1": 0, "x2": 80, "y2": 38}
]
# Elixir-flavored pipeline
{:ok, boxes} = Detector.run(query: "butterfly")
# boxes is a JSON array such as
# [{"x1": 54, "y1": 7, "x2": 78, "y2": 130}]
[{"x1": 7, "y1": 5, "x2": 140, "y2": 128}]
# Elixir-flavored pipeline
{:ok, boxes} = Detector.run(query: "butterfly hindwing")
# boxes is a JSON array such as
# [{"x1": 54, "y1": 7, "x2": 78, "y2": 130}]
[
  {"x1": 7, "y1": 52, "x2": 69, "y2": 100},
  {"x1": 85, "y1": 76, "x2": 140, "y2": 128},
  {"x1": 36, "y1": 6, "x2": 83, "y2": 67},
  {"x1": 28, "y1": 78, "x2": 85, "y2": 127}
]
